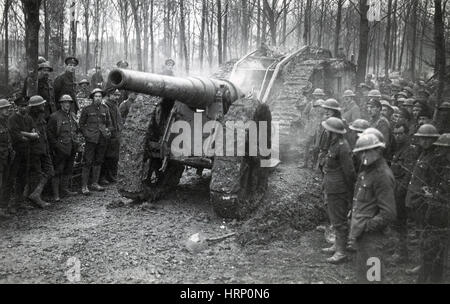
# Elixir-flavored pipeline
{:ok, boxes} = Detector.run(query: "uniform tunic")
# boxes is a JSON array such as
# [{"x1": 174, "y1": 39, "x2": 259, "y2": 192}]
[{"x1": 350, "y1": 158, "x2": 396, "y2": 283}]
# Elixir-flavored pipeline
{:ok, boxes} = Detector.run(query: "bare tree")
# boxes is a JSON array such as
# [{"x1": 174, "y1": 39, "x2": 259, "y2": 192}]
[
  {"x1": 21, "y1": 0, "x2": 42, "y2": 96},
  {"x1": 356, "y1": 0, "x2": 369, "y2": 84}
]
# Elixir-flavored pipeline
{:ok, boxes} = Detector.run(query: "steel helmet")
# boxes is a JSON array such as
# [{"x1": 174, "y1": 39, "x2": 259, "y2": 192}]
[
  {"x1": 368, "y1": 89, "x2": 382, "y2": 98},
  {"x1": 90, "y1": 88, "x2": 106, "y2": 99},
  {"x1": 64, "y1": 56, "x2": 79, "y2": 66},
  {"x1": 37, "y1": 56, "x2": 47, "y2": 64},
  {"x1": 38, "y1": 62, "x2": 53, "y2": 72},
  {"x1": 79, "y1": 79, "x2": 89, "y2": 85},
  {"x1": 353, "y1": 133, "x2": 386, "y2": 153},
  {"x1": 380, "y1": 100, "x2": 393, "y2": 111},
  {"x1": 414, "y1": 124, "x2": 440, "y2": 138},
  {"x1": 313, "y1": 99, "x2": 325, "y2": 107},
  {"x1": 395, "y1": 91, "x2": 408, "y2": 98},
  {"x1": 433, "y1": 133, "x2": 450, "y2": 147},
  {"x1": 28, "y1": 95, "x2": 46, "y2": 107},
  {"x1": 403, "y1": 86, "x2": 414, "y2": 95},
  {"x1": 321, "y1": 117, "x2": 347, "y2": 134},
  {"x1": 349, "y1": 119, "x2": 370, "y2": 133},
  {"x1": 402, "y1": 98, "x2": 415, "y2": 107},
  {"x1": 321, "y1": 98, "x2": 342, "y2": 111},
  {"x1": 312, "y1": 88, "x2": 326, "y2": 97},
  {"x1": 392, "y1": 106, "x2": 400, "y2": 114},
  {"x1": 0, "y1": 99, "x2": 11, "y2": 109},
  {"x1": 359, "y1": 127, "x2": 385, "y2": 143},
  {"x1": 343, "y1": 90, "x2": 356, "y2": 97},
  {"x1": 439, "y1": 101, "x2": 450, "y2": 110},
  {"x1": 59, "y1": 95, "x2": 73, "y2": 103}
]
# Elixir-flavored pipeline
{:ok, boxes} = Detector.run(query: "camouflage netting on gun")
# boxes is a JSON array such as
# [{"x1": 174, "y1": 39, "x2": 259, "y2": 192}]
[
  {"x1": 210, "y1": 59, "x2": 238, "y2": 80},
  {"x1": 117, "y1": 95, "x2": 160, "y2": 198},
  {"x1": 236, "y1": 164, "x2": 327, "y2": 246}
]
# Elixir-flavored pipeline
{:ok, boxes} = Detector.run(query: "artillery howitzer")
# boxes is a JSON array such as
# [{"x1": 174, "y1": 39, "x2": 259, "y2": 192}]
[{"x1": 108, "y1": 69, "x2": 272, "y2": 219}]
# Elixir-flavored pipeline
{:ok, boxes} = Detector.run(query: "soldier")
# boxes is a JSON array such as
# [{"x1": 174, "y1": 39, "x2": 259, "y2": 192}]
[
  {"x1": 54, "y1": 56, "x2": 80, "y2": 114},
  {"x1": 417, "y1": 133, "x2": 450, "y2": 283},
  {"x1": 435, "y1": 101, "x2": 450, "y2": 134},
  {"x1": 116, "y1": 60, "x2": 129, "y2": 69},
  {"x1": 118, "y1": 92, "x2": 137, "y2": 122},
  {"x1": 350, "y1": 133, "x2": 396, "y2": 283},
  {"x1": 79, "y1": 88, "x2": 111, "y2": 195},
  {"x1": 317, "y1": 99, "x2": 342, "y2": 171},
  {"x1": 47, "y1": 95, "x2": 79, "y2": 202},
  {"x1": 391, "y1": 106, "x2": 401, "y2": 126},
  {"x1": 7, "y1": 96, "x2": 36, "y2": 213},
  {"x1": 365, "y1": 74, "x2": 376, "y2": 90},
  {"x1": 412, "y1": 100, "x2": 426, "y2": 124},
  {"x1": 27, "y1": 95, "x2": 55, "y2": 208},
  {"x1": 403, "y1": 86, "x2": 415, "y2": 98},
  {"x1": 77, "y1": 79, "x2": 91, "y2": 99},
  {"x1": 161, "y1": 59, "x2": 175, "y2": 76},
  {"x1": 405, "y1": 124, "x2": 441, "y2": 275},
  {"x1": 100, "y1": 89, "x2": 123, "y2": 184},
  {"x1": 348, "y1": 119, "x2": 370, "y2": 149},
  {"x1": 90, "y1": 66, "x2": 104, "y2": 90},
  {"x1": 380, "y1": 100, "x2": 394, "y2": 123},
  {"x1": 393, "y1": 91, "x2": 408, "y2": 107},
  {"x1": 367, "y1": 99, "x2": 392, "y2": 160},
  {"x1": 0, "y1": 99, "x2": 13, "y2": 218},
  {"x1": 402, "y1": 98, "x2": 415, "y2": 117},
  {"x1": 390, "y1": 123, "x2": 420, "y2": 263},
  {"x1": 342, "y1": 90, "x2": 361, "y2": 124},
  {"x1": 320, "y1": 117, "x2": 356, "y2": 264},
  {"x1": 302, "y1": 88, "x2": 326, "y2": 169},
  {"x1": 37, "y1": 62, "x2": 57, "y2": 121}
]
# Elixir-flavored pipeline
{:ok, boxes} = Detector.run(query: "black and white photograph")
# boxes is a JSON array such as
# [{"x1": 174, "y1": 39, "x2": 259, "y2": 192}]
[{"x1": 0, "y1": 0, "x2": 449, "y2": 287}]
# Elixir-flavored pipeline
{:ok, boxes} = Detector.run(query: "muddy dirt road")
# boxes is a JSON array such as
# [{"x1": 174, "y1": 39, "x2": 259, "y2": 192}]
[{"x1": 0, "y1": 164, "x2": 443, "y2": 284}]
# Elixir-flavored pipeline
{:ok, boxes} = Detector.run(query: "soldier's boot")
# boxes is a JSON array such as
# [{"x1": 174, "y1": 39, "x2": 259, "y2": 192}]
[
  {"x1": 105, "y1": 159, "x2": 118, "y2": 183},
  {"x1": 90, "y1": 166, "x2": 105, "y2": 192},
  {"x1": 326, "y1": 236, "x2": 348, "y2": 264},
  {"x1": 28, "y1": 177, "x2": 51, "y2": 208},
  {"x1": 61, "y1": 175, "x2": 77, "y2": 197},
  {"x1": 81, "y1": 167, "x2": 91, "y2": 195},
  {"x1": 51, "y1": 176, "x2": 61, "y2": 202},
  {"x1": 321, "y1": 243, "x2": 336, "y2": 254}
]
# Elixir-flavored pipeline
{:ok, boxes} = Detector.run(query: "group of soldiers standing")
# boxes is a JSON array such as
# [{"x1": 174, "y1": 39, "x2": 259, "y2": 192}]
[
  {"x1": 0, "y1": 56, "x2": 135, "y2": 217},
  {"x1": 302, "y1": 76, "x2": 450, "y2": 283}
]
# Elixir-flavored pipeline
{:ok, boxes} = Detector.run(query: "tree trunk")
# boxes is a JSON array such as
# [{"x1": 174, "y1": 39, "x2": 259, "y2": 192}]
[
  {"x1": 241, "y1": 0, "x2": 249, "y2": 54},
  {"x1": 70, "y1": 1, "x2": 77, "y2": 56},
  {"x1": 303, "y1": 0, "x2": 312, "y2": 45},
  {"x1": 179, "y1": 0, "x2": 189, "y2": 74},
  {"x1": 281, "y1": 0, "x2": 287, "y2": 46},
  {"x1": 130, "y1": 0, "x2": 143, "y2": 71},
  {"x1": 384, "y1": 0, "x2": 392, "y2": 79},
  {"x1": 434, "y1": 0, "x2": 446, "y2": 117},
  {"x1": 150, "y1": 0, "x2": 155, "y2": 72},
  {"x1": 318, "y1": 0, "x2": 325, "y2": 47},
  {"x1": 418, "y1": 0, "x2": 429, "y2": 77},
  {"x1": 356, "y1": 0, "x2": 369, "y2": 84},
  {"x1": 334, "y1": 0, "x2": 343, "y2": 56},
  {"x1": 143, "y1": 0, "x2": 149, "y2": 71},
  {"x1": 94, "y1": 0, "x2": 100, "y2": 67},
  {"x1": 398, "y1": 2, "x2": 412, "y2": 72},
  {"x1": 409, "y1": 0, "x2": 418, "y2": 81},
  {"x1": 217, "y1": 0, "x2": 223, "y2": 65},
  {"x1": 223, "y1": 0, "x2": 228, "y2": 62},
  {"x1": 21, "y1": 0, "x2": 42, "y2": 97},
  {"x1": 199, "y1": 0, "x2": 206, "y2": 69},
  {"x1": 84, "y1": 0, "x2": 90, "y2": 75},
  {"x1": 256, "y1": 0, "x2": 261, "y2": 46},
  {"x1": 3, "y1": 0, "x2": 10, "y2": 86},
  {"x1": 43, "y1": 0, "x2": 49, "y2": 59}
]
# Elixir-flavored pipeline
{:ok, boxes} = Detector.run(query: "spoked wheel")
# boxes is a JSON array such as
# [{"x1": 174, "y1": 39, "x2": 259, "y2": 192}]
[{"x1": 210, "y1": 97, "x2": 272, "y2": 219}]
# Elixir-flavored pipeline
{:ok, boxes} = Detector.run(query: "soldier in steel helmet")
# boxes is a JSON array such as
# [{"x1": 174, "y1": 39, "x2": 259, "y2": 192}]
[
  {"x1": 416, "y1": 133, "x2": 450, "y2": 283},
  {"x1": 0, "y1": 99, "x2": 13, "y2": 218},
  {"x1": 47, "y1": 95, "x2": 80, "y2": 202},
  {"x1": 27, "y1": 95, "x2": 55, "y2": 208},
  {"x1": 320, "y1": 117, "x2": 356, "y2": 264},
  {"x1": 350, "y1": 133, "x2": 396, "y2": 283},
  {"x1": 405, "y1": 124, "x2": 441, "y2": 275},
  {"x1": 390, "y1": 122, "x2": 420, "y2": 263},
  {"x1": 37, "y1": 62, "x2": 57, "y2": 121}
]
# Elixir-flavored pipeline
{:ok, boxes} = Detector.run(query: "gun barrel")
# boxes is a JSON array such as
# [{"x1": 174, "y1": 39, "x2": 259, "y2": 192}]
[{"x1": 109, "y1": 68, "x2": 242, "y2": 109}]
